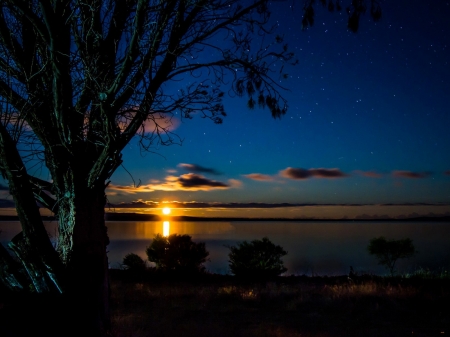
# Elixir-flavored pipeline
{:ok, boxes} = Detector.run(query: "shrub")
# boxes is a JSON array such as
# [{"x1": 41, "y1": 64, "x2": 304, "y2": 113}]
[
  {"x1": 403, "y1": 267, "x2": 449, "y2": 280},
  {"x1": 367, "y1": 236, "x2": 416, "y2": 277},
  {"x1": 228, "y1": 237, "x2": 287, "y2": 279},
  {"x1": 146, "y1": 233, "x2": 209, "y2": 273},
  {"x1": 122, "y1": 253, "x2": 146, "y2": 272}
]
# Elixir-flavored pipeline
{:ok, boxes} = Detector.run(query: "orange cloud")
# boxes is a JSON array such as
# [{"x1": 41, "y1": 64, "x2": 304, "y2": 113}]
[
  {"x1": 116, "y1": 108, "x2": 180, "y2": 133},
  {"x1": 243, "y1": 173, "x2": 274, "y2": 181},
  {"x1": 143, "y1": 114, "x2": 180, "y2": 133}
]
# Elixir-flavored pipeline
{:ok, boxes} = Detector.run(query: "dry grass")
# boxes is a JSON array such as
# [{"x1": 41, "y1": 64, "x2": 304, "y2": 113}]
[{"x1": 109, "y1": 272, "x2": 450, "y2": 337}]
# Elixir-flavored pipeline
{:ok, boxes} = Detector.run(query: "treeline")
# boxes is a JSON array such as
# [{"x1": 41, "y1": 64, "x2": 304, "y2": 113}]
[{"x1": 121, "y1": 234, "x2": 424, "y2": 279}]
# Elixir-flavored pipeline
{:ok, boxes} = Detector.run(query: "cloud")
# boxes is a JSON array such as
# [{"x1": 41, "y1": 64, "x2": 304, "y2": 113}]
[
  {"x1": 279, "y1": 167, "x2": 348, "y2": 180},
  {"x1": 392, "y1": 170, "x2": 429, "y2": 179},
  {"x1": 178, "y1": 163, "x2": 221, "y2": 175},
  {"x1": 177, "y1": 173, "x2": 229, "y2": 189},
  {"x1": 110, "y1": 201, "x2": 323, "y2": 209},
  {"x1": 354, "y1": 170, "x2": 383, "y2": 178},
  {"x1": 228, "y1": 179, "x2": 243, "y2": 188},
  {"x1": 108, "y1": 174, "x2": 237, "y2": 193},
  {"x1": 109, "y1": 199, "x2": 159, "y2": 208},
  {"x1": 243, "y1": 173, "x2": 274, "y2": 181},
  {"x1": 107, "y1": 184, "x2": 155, "y2": 194},
  {"x1": 445, "y1": 170, "x2": 450, "y2": 176},
  {"x1": 110, "y1": 201, "x2": 450, "y2": 209},
  {"x1": 117, "y1": 109, "x2": 180, "y2": 133},
  {"x1": 143, "y1": 114, "x2": 180, "y2": 133}
]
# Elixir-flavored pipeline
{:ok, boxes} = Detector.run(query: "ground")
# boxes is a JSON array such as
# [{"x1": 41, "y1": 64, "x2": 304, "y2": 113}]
[
  {"x1": 109, "y1": 271, "x2": 450, "y2": 337},
  {"x1": 1, "y1": 271, "x2": 449, "y2": 336}
]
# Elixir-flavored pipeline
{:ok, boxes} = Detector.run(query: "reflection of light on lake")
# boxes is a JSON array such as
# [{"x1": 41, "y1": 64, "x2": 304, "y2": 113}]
[{"x1": 163, "y1": 221, "x2": 170, "y2": 237}]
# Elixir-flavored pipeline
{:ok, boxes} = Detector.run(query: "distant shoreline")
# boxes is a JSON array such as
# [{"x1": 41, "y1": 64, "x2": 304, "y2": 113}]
[{"x1": 1, "y1": 213, "x2": 449, "y2": 222}]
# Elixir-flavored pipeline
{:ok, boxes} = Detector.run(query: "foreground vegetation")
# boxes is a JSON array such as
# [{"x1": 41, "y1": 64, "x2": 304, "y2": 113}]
[
  {"x1": 108, "y1": 270, "x2": 449, "y2": 337},
  {"x1": 1, "y1": 269, "x2": 449, "y2": 336},
  {"x1": 102, "y1": 235, "x2": 449, "y2": 336},
  {"x1": 2, "y1": 234, "x2": 447, "y2": 336}
]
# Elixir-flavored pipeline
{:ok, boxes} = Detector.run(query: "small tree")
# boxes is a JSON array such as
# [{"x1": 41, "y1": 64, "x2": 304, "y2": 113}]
[
  {"x1": 146, "y1": 234, "x2": 209, "y2": 274},
  {"x1": 368, "y1": 236, "x2": 416, "y2": 277},
  {"x1": 228, "y1": 237, "x2": 287, "y2": 279},
  {"x1": 122, "y1": 253, "x2": 146, "y2": 272}
]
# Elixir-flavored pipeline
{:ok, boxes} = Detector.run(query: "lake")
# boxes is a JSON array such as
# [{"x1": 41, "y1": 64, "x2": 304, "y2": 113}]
[{"x1": 1, "y1": 220, "x2": 450, "y2": 276}]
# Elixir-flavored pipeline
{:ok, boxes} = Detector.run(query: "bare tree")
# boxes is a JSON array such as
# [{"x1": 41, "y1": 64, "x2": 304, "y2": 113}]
[
  {"x1": 0, "y1": 0, "x2": 380, "y2": 335},
  {"x1": 0, "y1": 0, "x2": 295, "y2": 333}
]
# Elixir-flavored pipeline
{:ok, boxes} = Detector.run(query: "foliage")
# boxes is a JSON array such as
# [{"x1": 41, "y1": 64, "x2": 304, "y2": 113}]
[
  {"x1": 404, "y1": 267, "x2": 450, "y2": 280},
  {"x1": 367, "y1": 237, "x2": 416, "y2": 276},
  {"x1": 146, "y1": 234, "x2": 209, "y2": 273},
  {"x1": 227, "y1": 237, "x2": 287, "y2": 279},
  {"x1": 301, "y1": 0, "x2": 382, "y2": 33},
  {"x1": 122, "y1": 253, "x2": 146, "y2": 272}
]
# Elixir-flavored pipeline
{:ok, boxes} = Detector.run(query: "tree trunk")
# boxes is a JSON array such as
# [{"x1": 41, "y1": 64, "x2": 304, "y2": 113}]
[{"x1": 56, "y1": 182, "x2": 111, "y2": 336}]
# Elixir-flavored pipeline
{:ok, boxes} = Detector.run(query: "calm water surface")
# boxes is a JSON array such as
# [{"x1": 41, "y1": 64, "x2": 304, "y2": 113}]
[{"x1": 1, "y1": 220, "x2": 450, "y2": 275}]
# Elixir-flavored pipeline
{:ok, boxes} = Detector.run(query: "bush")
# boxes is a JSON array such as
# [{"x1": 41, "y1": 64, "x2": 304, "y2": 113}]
[
  {"x1": 367, "y1": 236, "x2": 416, "y2": 276},
  {"x1": 227, "y1": 237, "x2": 287, "y2": 279},
  {"x1": 122, "y1": 253, "x2": 146, "y2": 272},
  {"x1": 146, "y1": 233, "x2": 209, "y2": 273}
]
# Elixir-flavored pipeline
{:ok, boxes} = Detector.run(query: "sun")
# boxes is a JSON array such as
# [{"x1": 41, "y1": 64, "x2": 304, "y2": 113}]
[{"x1": 162, "y1": 207, "x2": 171, "y2": 215}]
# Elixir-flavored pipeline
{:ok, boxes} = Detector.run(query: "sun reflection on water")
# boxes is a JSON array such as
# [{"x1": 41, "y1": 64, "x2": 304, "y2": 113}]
[{"x1": 163, "y1": 221, "x2": 170, "y2": 237}]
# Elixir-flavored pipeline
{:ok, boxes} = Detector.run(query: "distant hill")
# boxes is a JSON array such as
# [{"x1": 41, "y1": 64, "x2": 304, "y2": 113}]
[
  {"x1": 1, "y1": 213, "x2": 449, "y2": 222},
  {"x1": 104, "y1": 213, "x2": 450, "y2": 222}
]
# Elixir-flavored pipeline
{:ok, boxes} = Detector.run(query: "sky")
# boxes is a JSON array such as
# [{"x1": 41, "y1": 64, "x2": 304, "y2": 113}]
[
  {"x1": 107, "y1": 0, "x2": 450, "y2": 219},
  {"x1": 2, "y1": 1, "x2": 450, "y2": 219}
]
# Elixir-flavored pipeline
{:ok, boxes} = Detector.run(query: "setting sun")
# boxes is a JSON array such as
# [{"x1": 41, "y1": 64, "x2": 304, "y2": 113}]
[{"x1": 162, "y1": 207, "x2": 171, "y2": 215}]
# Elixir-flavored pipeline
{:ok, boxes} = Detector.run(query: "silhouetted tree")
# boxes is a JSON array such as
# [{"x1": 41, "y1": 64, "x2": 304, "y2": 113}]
[
  {"x1": 0, "y1": 0, "x2": 380, "y2": 334},
  {"x1": 368, "y1": 236, "x2": 416, "y2": 277},
  {"x1": 301, "y1": 0, "x2": 382, "y2": 33},
  {"x1": 0, "y1": 1, "x2": 295, "y2": 333},
  {"x1": 228, "y1": 237, "x2": 287, "y2": 279},
  {"x1": 146, "y1": 234, "x2": 209, "y2": 273},
  {"x1": 122, "y1": 253, "x2": 146, "y2": 272}
]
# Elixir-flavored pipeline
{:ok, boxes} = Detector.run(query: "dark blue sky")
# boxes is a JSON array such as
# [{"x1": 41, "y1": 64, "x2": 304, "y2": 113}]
[
  {"x1": 0, "y1": 0, "x2": 447, "y2": 220},
  {"x1": 87, "y1": 1, "x2": 450, "y2": 217},
  {"x1": 2, "y1": 0, "x2": 449, "y2": 281}
]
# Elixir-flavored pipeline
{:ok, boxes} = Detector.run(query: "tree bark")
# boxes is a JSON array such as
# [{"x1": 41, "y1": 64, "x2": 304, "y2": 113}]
[
  {"x1": 0, "y1": 242, "x2": 27, "y2": 291},
  {"x1": 0, "y1": 181, "x2": 111, "y2": 336},
  {"x1": 56, "y1": 180, "x2": 111, "y2": 335}
]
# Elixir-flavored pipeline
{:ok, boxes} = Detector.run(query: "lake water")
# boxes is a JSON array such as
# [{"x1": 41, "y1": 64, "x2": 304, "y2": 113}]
[{"x1": 1, "y1": 220, "x2": 450, "y2": 276}]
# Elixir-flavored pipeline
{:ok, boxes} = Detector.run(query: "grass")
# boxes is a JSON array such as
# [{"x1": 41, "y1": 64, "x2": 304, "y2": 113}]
[
  {"x1": 0, "y1": 268, "x2": 448, "y2": 336},
  {"x1": 109, "y1": 270, "x2": 450, "y2": 337}
]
